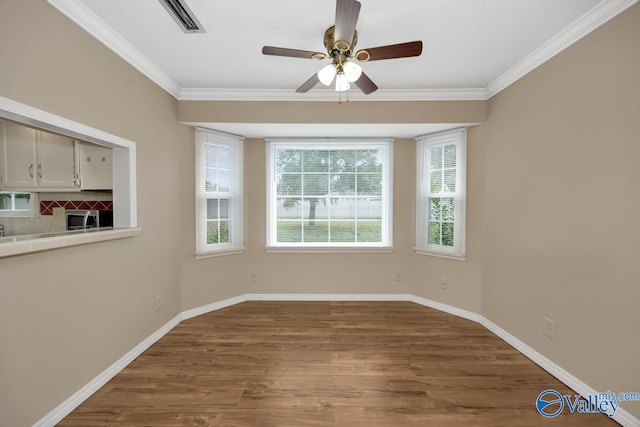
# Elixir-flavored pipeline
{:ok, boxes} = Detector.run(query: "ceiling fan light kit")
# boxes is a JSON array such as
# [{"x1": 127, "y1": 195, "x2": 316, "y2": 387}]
[
  {"x1": 343, "y1": 62, "x2": 363, "y2": 82},
  {"x1": 318, "y1": 64, "x2": 338, "y2": 86},
  {"x1": 262, "y1": 0, "x2": 423, "y2": 96},
  {"x1": 317, "y1": 61, "x2": 362, "y2": 89},
  {"x1": 335, "y1": 73, "x2": 350, "y2": 92}
]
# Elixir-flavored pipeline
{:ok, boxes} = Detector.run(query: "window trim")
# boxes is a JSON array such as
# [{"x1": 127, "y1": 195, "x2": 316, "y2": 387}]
[
  {"x1": 415, "y1": 128, "x2": 467, "y2": 260},
  {"x1": 0, "y1": 191, "x2": 38, "y2": 217},
  {"x1": 195, "y1": 128, "x2": 244, "y2": 258},
  {"x1": 265, "y1": 138, "x2": 393, "y2": 250}
]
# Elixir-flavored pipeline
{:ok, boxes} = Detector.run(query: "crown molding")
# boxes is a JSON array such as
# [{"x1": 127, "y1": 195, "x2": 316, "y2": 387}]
[
  {"x1": 485, "y1": 0, "x2": 638, "y2": 98},
  {"x1": 46, "y1": 0, "x2": 181, "y2": 98},
  {"x1": 177, "y1": 87, "x2": 488, "y2": 101},
  {"x1": 48, "y1": 0, "x2": 637, "y2": 102}
]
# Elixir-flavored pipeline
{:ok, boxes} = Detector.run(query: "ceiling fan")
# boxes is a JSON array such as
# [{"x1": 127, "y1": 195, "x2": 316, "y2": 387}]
[{"x1": 262, "y1": 0, "x2": 423, "y2": 95}]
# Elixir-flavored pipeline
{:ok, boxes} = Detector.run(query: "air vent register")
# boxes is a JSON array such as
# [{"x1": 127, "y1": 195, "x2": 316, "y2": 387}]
[{"x1": 158, "y1": 0, "x2": 205, "y2": 33}]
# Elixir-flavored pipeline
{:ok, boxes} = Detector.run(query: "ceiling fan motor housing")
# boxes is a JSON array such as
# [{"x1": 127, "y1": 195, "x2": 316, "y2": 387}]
[{"x1": 324, "y1": 26, "x2": 359, "y2": 65}]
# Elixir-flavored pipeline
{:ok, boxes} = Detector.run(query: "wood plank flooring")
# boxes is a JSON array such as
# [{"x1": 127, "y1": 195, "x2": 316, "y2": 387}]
[{"x1": 59, "y1": 301, "x2": 616, "y2": 426}]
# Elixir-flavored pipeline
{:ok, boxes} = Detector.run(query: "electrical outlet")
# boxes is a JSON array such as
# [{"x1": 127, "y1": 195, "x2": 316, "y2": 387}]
[
  {"x1": 543, "y1": 317, "x2": 556, "y2": 339},
  {"x1": 440, "y1": 278, "x2": 448, "y2": 290},
  {"x1": 250, "y1": 272, "x2": 258, "y2": 282},
  {"x1": 394, "y1": 272, "x2": 403, "y2": 282},
  {"x1": 154, "y1": 293, "x2": 163, "y2": 311}
]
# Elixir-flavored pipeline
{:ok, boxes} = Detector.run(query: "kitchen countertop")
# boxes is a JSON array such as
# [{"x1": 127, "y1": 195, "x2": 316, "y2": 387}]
[{"x1": 0, "y1": 227, "x2": 142, "y2": 258}]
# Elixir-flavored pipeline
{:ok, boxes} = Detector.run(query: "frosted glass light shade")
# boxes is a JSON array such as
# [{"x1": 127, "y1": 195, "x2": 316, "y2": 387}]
[
  {"x1": 343, "y1": 61, "x2": 362, "y2": 82},
  {"x1": 335, "y1": 73, "x2": 350, "y2": 92},
  {"x1": 317, "y1": 64, "x2": 337, "y2": 86}
]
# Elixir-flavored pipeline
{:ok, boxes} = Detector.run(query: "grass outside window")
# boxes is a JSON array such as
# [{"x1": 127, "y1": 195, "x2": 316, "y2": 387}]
[{"x1": 276, "y1": 220, "x2": 382, "y2": 243}]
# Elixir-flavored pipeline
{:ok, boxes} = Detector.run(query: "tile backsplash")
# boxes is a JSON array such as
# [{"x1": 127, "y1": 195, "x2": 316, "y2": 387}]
[
  {"x1": 0, "y1": 193, "x2": 112, "y2": 236},
  {"x1": 40, "y1": 200, "x2": 113, "y2": 215}
]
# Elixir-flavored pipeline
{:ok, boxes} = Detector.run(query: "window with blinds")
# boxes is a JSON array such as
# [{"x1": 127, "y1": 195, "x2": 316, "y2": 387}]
[
  {"x1": 266, "y1": 139, "x2": 393, "y2": 249},
  {"x1": 415, "y1": 129, "x2": 466, "y2": 259},
  {"x1": 195, "y1": 129, "x2": 244, "y2": 257}
]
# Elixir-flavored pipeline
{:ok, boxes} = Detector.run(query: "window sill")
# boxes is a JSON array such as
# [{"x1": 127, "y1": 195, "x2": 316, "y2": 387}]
[
  {"x1": 414, "y1": 248, "x2": 465, "y2": 261},
  {"x1": 195, "y1": 247, "x2": 245, "y2": 259},
  {"x1": 265, "y1": 246, "x2": 394, "y2": 254},
  {"x1": 0, "y1": 228, "x2": 142, "y2": 258}
]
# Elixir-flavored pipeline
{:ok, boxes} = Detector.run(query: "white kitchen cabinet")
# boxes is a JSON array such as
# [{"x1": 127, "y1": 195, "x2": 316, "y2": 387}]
[
  {"x1": 78, "y1": 142, "x2": 112, "y2": 190},
  {"x1": 37, "y1": 131, "x2": 77, "y2": 189},
  {"x1": 0, "y1": 120, "x2": 38, "y2": 188},
  {"x1": 0, "y1": 119, "x2": 78, "y2": 191}
]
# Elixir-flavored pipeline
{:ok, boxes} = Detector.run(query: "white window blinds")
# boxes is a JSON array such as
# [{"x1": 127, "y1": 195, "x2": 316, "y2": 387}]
[
  {"x1": 195, "y1": 128, "x2": 244, "y2": 257},
  {"x1": 266, "y1": 139, "x2": 393, "y2": 248},
  {"x1": 416, "y1": 128, "x2": 466, "y2": 259}
]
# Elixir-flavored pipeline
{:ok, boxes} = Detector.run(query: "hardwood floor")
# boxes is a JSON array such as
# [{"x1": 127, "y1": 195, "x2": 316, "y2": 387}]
[{"x1": 59, "y1": 302, "x2": 616, "y2": 426}]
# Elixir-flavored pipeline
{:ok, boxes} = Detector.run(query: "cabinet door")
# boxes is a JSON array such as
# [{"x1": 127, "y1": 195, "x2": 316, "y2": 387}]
[
  {"x1": 37, "y1": 131, "x2": 77, "y2": 189},
  {"x1": 79, "y1": 143, "x2": 113, "y2": 190},
  {"x1": 0, "y1": 120, "x2": 38, "y2": 189}
]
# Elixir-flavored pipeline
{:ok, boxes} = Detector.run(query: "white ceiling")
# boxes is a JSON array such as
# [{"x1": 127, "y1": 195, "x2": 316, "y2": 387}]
[
  {"x1": 46, "y1": 0, "x2": 635, "y2": 137},
  {"x1": 49, "y1": 0, "x2": 635, "y2": 102}
]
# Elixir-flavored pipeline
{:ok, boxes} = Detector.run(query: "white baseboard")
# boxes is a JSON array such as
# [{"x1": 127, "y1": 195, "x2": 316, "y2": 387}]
[
  {"x1": 479, "y1": 317, "x2": 638, "y2": 427},
  {"x1": 33, "y1": 313, "x2": 182, "y2": 427},
  {"x1": 614, "y1": 408, "x2": 640, "y2": 427},
  {"x1": 181, "y1": 294, "x2": 246, "y2": 320},
  {"x1": 244, "y1": 293, "x2": 414, "y2": 302},
  {"x1": 409, "y1": 294, "x2": 482, "y2": 323},
  {"x1": 33, "y1": 293, "x2": 639, "y2": 427}
]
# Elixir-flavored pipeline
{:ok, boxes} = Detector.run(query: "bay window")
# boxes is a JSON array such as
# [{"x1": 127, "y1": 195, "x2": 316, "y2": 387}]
[
  {"x1": 416, "y1": 128, "x2": 466, "y2": 259},
  {"x1": 195, "y1": 128, "x2": 243, "y2": 257}
]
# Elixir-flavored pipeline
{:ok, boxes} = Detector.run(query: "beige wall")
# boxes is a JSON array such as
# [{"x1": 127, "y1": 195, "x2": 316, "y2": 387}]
[
  {"x1": 1, "y1": 0, "x2": 638, "y2": 425},
  {"x1": 178, "y1": 100, "x2": 486, "y2": 124},
  {"x1": 0, "y1": 1, "x2": 188, "y2": 425},
  {"x1": 475, "y1": 3, "x2": 640, "y2": 418}
]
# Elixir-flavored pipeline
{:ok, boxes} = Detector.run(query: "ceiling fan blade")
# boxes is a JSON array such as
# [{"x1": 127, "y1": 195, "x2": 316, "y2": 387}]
[
  {"x1": 354, "y1": 72, "x2": 378, "y2": 95},
  {"x1": 356, "y1": 41, "x2": 423, "y2": 61},
  {"x1": 295, "y1": 74, "x2": 321, "y2": 93},
  {"x1": 334, "y1": 0, "x2": 361, "y2": 49},
  {"x1": 262, "y1": 46, "x2": 326, "y2": 60}
]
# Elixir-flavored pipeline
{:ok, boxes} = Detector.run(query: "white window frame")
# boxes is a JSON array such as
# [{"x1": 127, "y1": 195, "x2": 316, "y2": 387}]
[
  {"x1": 266, "y1": 138, "x2": 393, "y2": 251},
  {"x1": 0, "y1": 191, "x2": 38, "y2": 217},
  {"x1": 415, "y1": 128, "x2": 466, "y2": 260},
  {"x1": 195, "y1": 128, "x2": 244, "y2": 258}
]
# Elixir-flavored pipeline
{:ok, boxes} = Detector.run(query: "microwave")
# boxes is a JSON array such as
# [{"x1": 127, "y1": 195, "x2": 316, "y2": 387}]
[{"x1": 66, "y1": 209, "x2": 113, "y2": 230}]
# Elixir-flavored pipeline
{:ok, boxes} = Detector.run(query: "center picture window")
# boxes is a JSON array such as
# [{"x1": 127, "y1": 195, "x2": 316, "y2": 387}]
[{"x1": 266, "y1": 139, "x2": 393, "y2": 249}]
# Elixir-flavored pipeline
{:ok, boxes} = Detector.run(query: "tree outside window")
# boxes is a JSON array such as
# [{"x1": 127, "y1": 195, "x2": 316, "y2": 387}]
[{"x1": 268, "y1": 140, "x2": 392, "y2": 247}]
